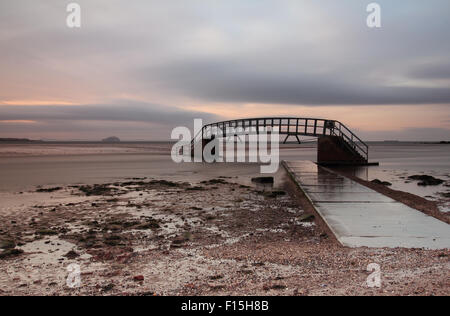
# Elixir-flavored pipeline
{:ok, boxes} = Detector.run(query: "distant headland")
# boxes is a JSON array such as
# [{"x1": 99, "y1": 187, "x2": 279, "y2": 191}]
[{"x1": 0, "y1": 138, "x2": 42, "y2": 143}]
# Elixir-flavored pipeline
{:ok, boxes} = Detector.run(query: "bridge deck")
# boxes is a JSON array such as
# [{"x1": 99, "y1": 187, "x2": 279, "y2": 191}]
[{"x1": 283, "y1": 161, "x2": 450, "y2": 249}]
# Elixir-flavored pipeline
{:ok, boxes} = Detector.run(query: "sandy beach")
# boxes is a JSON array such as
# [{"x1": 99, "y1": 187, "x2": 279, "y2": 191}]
[{"x1": 0, "y1": 164, "x2": 448, "y2": 296}]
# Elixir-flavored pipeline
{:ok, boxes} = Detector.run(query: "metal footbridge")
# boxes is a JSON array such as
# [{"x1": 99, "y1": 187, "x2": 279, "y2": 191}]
[{"x1": 190, "y1": 117, "x2": 370, "y2": 165}]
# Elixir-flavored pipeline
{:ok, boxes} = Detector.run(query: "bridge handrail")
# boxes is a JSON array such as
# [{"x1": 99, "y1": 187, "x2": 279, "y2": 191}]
[{"x1": 331, "y1": 121, "x2": 368, "y2": 160}]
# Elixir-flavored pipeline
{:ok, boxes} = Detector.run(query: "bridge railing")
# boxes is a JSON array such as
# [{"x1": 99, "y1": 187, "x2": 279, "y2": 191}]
[
  {"x1": 190, "y1": 117, "x2": 368, "y2": 161},
  {"x1": 330, "y1": 121, "x2": 368, "y2": 161}
]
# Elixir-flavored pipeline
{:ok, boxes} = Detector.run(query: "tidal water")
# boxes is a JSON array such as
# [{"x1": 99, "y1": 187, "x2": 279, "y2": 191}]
[{"x1": 0, "y1": 142, "x2": 448, "y2": 211}]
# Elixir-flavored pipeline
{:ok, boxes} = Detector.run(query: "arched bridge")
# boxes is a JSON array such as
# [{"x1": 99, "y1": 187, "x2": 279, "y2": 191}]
[{"x1": 191, "y1": 117, "x2": 372, "y2": 165}]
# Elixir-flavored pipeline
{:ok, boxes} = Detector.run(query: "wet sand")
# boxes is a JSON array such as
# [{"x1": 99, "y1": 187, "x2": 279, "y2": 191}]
[{"x1": 0, "y1": 175, "x2": 448, "y2": 296}]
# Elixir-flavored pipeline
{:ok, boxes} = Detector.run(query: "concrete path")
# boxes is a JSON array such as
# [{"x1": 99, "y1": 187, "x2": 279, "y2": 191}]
[{"x1": 283, "y1": 161, "x2": 450, "y2": 250}]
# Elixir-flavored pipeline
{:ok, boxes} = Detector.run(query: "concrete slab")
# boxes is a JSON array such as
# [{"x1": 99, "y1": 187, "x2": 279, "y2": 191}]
[
  {"x1": 308, "y1": 192, "x2": 395, "y2": 203},
  {"x1": 301, "y1": 185, "x2": 374, "y2": 194},
  {"x1": 283, "y1": 160, "x2": 450, "y2": 250}
]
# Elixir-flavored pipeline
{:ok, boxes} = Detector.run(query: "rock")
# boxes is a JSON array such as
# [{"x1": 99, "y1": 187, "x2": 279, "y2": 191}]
[
  {"x1": 79, "y1": 184, "x2": 119, "y2": 196},
  {"x1": 185, "y1": 186, "x2": 205, "y2": 191},
  {"x1": 298, "y1": 214, "x2": 315, "y2": 222},
  {"x1": 371, "y1": 179, "x2": 392, "y2": 186},
  {"x1": 407, "y1": 175, "x2": 444, "y2": 186},
  {"x1": 135, "y1": 221, "x2": 160, "y2": 230},
  {"x1": 0, "y1": 248, "x2": 24, "y2": 259},
  {"x1": 102, "y1": 283, "x2": 115, "y2": 292},
  {"x1": 251, "y1": 177, "x2": 274, "y2": 184},
  {"x1": 208, "y1": 284, "x2": 225, "y2": 290},
  {"x1": 104, "y1": 235, "x2": 123, "y2": 246},
  {"x1": 0, "y1": 240, "x2": 16, "y2": 250},
  {"x1": 133, "y1": 275, "x2": 144, "y2": 282},
  {"x1": 200, "y1": 179, "x2": 228, "y2": 185},
  {"x1": 265, "y1": 190, "x2": 286, "y2": 198},
  {"x1": 64, "y1": 250, "x2": 80, "y2": 259},
  {"x1": 36, "y1": 187, "x2": 62, "y2": 193},
  {"x1": 439, "y1": 192, "x2": 450, "y2": 198},
  {"x1": 36, "y1": 229, "x2": 58, "y2": 236},
  {"x1": 172, "y1": 235, "x2": 188, "y2": 245}
]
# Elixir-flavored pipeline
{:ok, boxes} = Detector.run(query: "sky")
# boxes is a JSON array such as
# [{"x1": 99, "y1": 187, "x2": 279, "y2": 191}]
[{"x1": 0, "y1": 0, "x2": 449, "y2": 141}]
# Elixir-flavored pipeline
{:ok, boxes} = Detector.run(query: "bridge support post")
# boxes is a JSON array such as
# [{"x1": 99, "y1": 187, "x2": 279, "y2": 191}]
[
  {"x1": 283, "y1": 134, "x2": 301, "y2": 144},
  {"x1": 317, "y1": 136, "x2": 367, "y2": 166}
]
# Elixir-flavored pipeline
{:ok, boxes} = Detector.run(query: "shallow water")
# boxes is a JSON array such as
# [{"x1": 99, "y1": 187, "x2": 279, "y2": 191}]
[
  {"x1": 332, "y1": 144, "x2": 450, "y2": 212},
  {"x1": 0, "y1": 142, "x2": 448, "y2": 211}
]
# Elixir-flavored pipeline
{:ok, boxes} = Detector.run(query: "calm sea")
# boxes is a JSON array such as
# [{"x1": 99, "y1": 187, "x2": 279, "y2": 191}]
[{"x1": 0, "y1": 142, "x2": 448, "y2": 211}]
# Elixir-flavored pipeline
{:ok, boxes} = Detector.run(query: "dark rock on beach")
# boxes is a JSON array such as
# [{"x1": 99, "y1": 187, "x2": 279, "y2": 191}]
[
  {"x1": 371, "y1": 179, "x2": 392, "y2": 186},
  {"x1": 251, "y1": 177, "x2": 274, "y2": 184},
  {"x1": 64, "y1": 250, "x2": 80, "y2": 259},
  {"x1": 0, "y1": 248, "x2": 24, "y2": 260},
  {"x1": 408, "y1": 175, "x2": 444, "y2": 186},
  {"x1": 265, "y1": 190, "x2": 286, "y2": 198},
  {"x1": 0, "y1": 239, "x2": 16, "y2": 250},
  {"x1": 36, "y1": 187, "x2": 62, "y2": 193}
]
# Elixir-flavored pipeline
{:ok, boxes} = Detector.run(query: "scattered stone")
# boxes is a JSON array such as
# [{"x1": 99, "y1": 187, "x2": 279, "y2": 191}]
[
  {"x1": 134, "y1": 219, "x2": 160, "y2": 230},
  {"x1": 298, "y1": 214, "x2": 315, "y2": 222},
  {"x1": 0, "y1": 248, "x2": 24, "y2": 260},
  {"x1": 36, "y1": 229, "x2": 58, "y2": 236},
  {"x1": 102, "y1": 283, "x2": 115, "y2": 292},
  {"x1": 133, "y1": 275, "x2": 144, "y2": 282},
  {"x1": 270, "y1": 284, "x2": 286, "y2": 290},
  {"x1": 0, "y1": 240, "x2": 16, "y2": 250},
  {"x1": 36, "y1": 187, "x2": 62, "y2": 193},
  {"x1": 64, "y1": 250, "x2": 80, "y2": 259},
  {"x1": 186, "y1": 186, "x2": 205, "y2": 191},
  {"x1": 407, "y1": 175, "x2": 444, "y2": 186},
  {"x1": 208, "y1": 284, "x2": 225, "y2": 290},
  {"x1": 201, "y1": 179, "x2": 228, "y2": 185},
  {"x1": 172, "y1": 235, "x2": 188, "y2": 245},
  {"x1": 371, "y1": 179, "x2": 392, "y2": 186},
  {"x1": 265, "y1": 190, "x2": 286, "y2": 198},
  {"x1": 251, "y1": 177, "x2": 274, "y2": 184},
  {"x1": 78, "y1": 184, "x2": 119, "y2": 196},
  {"x1": 104, "y1": 235, "x2": 123, "y2": 246}
]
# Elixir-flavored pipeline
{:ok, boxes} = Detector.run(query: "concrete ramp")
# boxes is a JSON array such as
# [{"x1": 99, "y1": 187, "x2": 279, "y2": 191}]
[{"x1": 283, "y1": 161, "x2": 450, "y2": 250}]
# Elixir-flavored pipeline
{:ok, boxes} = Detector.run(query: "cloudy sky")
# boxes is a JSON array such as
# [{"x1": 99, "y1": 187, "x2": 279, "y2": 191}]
[{"x1": 0, "y1": 0, "x2": 449, "y2": 141}]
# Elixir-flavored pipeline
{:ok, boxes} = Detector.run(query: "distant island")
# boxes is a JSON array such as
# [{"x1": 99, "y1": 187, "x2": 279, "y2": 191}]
[{"x1": 102, "y1": 136, "x2": 121, "y2": 143}]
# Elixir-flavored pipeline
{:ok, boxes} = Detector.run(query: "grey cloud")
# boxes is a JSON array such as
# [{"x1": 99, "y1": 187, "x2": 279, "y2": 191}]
[
  {"x1": 140, "y1": 59, "x2": 450, "y2": 105},
  {"x1": 409, "y1": 63, "x2": 450, "y2": 80},
  {"x1": 357, "y1": 127, "x2": 450, "y2": 142},
  {"x1": 0, "y1": 101, "x2": 219, "y2": 126},
  {"x1": 1, "y1": 0, "x2": 450, "y2": 140}
]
